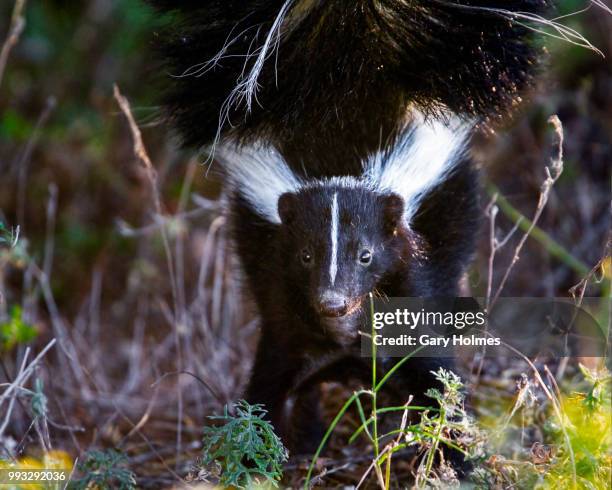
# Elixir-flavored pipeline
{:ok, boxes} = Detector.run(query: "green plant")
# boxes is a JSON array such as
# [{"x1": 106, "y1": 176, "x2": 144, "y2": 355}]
[
  {"x1": 474, "y1": 364, "x2": 612, "y2": 489},
  {"x1": 201, "y1": 400, "x2": 289, "y2": 489},
  {"x1": 0, "y1": 305, "x2": 38, "y2": 350},
  {"x1": 69, "y1": 449, "x2": 136, "y2": 490},
  {"x1": 30, "y1": 378, "x2": 48, "y2": 418},
  {"x1": 0, "y1": 222, "x2": 29, "y2": 268},
  {"x1": 0, "y1": 222, "x2": 17, "y2": 248},
  {"x1": 414, "y1": 368, "x2": 484, "y2": 487},
  {"x1": 542, "y1": 364, "x2": 612, "y2": 489},
  {"x1": 304, "y1": 294, "x2": 483, "y2": 489}
]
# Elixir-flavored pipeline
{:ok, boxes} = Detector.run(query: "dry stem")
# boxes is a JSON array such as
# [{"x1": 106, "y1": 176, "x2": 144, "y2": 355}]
[{"x1": 0, "y1": 0, "x2": 26, "y2": 90}]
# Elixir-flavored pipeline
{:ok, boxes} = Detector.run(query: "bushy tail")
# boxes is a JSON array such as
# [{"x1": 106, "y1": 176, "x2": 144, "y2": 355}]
[{"x1": 150, "y1": 0, "x2": 550, "y2": 152}]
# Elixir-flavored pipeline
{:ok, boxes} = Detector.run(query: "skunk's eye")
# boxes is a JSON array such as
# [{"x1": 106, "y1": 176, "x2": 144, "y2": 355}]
[
  {"x1": 300, "y1": 249, "x2": 313, "y2": 265},
  {"x1": 359, "y1": 249, "x2": 372, "y2": 265}
]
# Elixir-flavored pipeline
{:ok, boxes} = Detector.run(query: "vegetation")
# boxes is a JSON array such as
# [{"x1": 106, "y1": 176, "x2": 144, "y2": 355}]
[
  {"x1": 472, "y1": 364, "x2": 612, "y2": 489},
  {"x1": 302, "y1": 297, "x2": 485, "y2": 489},
  {"x1": 201, "y1": 400, "x2": 288, "y2": 489},
  {"x1": 0, "y1": 306, "x2": 37, "y2": 350},
  {"x1": 69, "y1": 449, "x2": 136, "y2": 490}
]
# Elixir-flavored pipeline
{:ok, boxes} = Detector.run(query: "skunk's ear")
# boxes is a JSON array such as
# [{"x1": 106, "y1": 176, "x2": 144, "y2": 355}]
[
  {"x1": 278, "y1": 193, "x2": 298, "y2": 225},
  {"x1": 380, "y1": 193, "x2": 405, "y2": 234}
]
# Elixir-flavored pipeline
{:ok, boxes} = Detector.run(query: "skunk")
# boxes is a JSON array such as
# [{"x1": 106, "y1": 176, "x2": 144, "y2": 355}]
[
  {"x1": 216, "y1": 112, "x2": 480, "y2": 452},
  {"x1": 149, "y1": 0, "x2": 546, "y2": 461},
  {"x1": 151, "y1": 0, "x2": 548, "y2": 161}
]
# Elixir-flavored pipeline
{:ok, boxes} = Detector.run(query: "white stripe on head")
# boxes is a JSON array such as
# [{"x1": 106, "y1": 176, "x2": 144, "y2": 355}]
[
  {"x1": 364, "y1": 111, "x2": 473, "y2": 223},
  {"x1": 216, "y1": 141, "x2": 302, "y2": 223},
  {"x1": 329, "y1": 192, "x2": 339, "y2": 285}
]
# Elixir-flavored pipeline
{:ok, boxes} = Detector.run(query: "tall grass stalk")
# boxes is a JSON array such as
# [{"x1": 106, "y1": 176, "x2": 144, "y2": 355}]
[
  {"x1": 303, "y1": 390, "x2": 365, "y2": 488},
  {"x1": 303, "y1": 294, "x2": 424, "y2": 489},
  {"x1": 370, "y1": 294, "x2": 380, "y2": 463},
  {"x1": 420, "y1": 405, "x2": 445, "y2": 488}
]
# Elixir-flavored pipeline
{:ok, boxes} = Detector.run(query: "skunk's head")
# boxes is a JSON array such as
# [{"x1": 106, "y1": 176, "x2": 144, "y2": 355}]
[
  {"x1": 275, "y1": 185, "x2": 415, "y2": 345},
  {"x1": 219, "y1": 113, "x2": 478, "y2": 346}
]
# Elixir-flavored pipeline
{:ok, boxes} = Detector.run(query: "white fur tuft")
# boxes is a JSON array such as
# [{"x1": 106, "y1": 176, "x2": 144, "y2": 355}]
[
  {"x1": 217, "y1": 111, "x2": 472, "y2": 225},
  {"x1": 365, "y1": 112, "x2": 472, "y2": 222},
  {"x1": 216, "y1": 142, "x2": 302, "y2": 223}
]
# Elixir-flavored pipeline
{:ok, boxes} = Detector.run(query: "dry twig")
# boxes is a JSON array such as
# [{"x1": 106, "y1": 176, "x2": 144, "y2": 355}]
[
  {"x1": 490, "y1": 116, "x2": 565, "y2": 308},
  {"x1": 0, "y1": 340, "x2": 57, "y2": 442},
  {"x1": 0, "y1": 0, "x2": 26, "y2": 90}
]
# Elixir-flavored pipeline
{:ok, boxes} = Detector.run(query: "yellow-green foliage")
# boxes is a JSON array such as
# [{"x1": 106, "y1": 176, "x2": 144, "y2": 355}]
[
  {"x1": 0, "y1": 450, "x2": 73, "y2": 490},
  {"x1": 543, "y1": 366, "x2": 611, "y2": 489},
  {"x1": 472, "y1": 365, "x2": 611, "y2": 489},
  {"x1": 0, "y1": 306, "x2": 37, "y2": 350}
]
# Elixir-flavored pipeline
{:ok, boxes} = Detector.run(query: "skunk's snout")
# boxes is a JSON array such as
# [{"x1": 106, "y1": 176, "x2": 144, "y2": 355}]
[{"x1": 318, "y1": 291, "x2": 348, "y2": 318}]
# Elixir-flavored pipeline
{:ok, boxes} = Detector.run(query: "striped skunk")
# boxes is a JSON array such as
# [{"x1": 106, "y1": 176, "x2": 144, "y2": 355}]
[
  {"x1": 216, "y1": 112, "x2": 480, "y2": 453},
  {"x1": 149, "y1": 0, "x2": 546, "y2": 461},
  {"x1": 150, "y1": 0, "x2": 548, "y2": 162}
]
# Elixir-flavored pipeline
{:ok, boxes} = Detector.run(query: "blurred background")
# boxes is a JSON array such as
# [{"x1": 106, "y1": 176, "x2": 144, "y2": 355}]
[{"x1": 0, "y1": 0, "x2": 610, "y2": 487}]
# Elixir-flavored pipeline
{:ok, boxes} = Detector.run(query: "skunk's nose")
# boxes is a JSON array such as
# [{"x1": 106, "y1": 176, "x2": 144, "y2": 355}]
[{"x1": 319, "y1": 291, "x2": 348, "y2": 317}]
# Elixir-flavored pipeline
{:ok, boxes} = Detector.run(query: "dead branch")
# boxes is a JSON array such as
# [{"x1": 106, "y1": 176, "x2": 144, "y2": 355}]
[
  {"x1": 113, "y1": 84, "x2": 179, "y2": 320},
  {"x1": 0, "y1": 0, "x2": 26, "y2": 90},
  {"x1": 0, "y1": 340, "x2": 57, "y2": 443},
  {"x1": 490, "y1": 115, "x2": 565, "y2": 308}
]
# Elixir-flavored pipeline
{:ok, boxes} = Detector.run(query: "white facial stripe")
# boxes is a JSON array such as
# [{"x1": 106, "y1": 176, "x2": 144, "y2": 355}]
[{"x1": 329, "y1": 192, "x2": 339, "y2": 285}]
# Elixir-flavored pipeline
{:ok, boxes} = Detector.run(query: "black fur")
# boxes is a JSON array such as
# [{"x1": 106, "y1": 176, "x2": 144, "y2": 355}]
[
  {"x1": 231, "y1": 155, "x2": 480, "y2": 454},
  {"x1": 151, "y1": 0, "x2": 548, "y2": 161},
  {"x1": 146, "y1": 0, "x2": 538, "y2": 467}
]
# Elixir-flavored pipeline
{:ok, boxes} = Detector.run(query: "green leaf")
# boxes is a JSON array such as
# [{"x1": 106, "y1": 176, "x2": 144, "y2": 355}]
[
  {"x1": 69, "y1": 449, "x2": 136, "y2": 490},
  {"x1": 201, "y1": 400, "x2": 288, "y2": 489},
  {"x1": 0, "y1": 306, "x2": 38, "y2": 350}
]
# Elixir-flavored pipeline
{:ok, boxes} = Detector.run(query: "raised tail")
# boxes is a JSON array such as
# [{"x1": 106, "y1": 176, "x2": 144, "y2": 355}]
[{"x1": 150, "y1": 0, "x2": 550, "y2": 154}]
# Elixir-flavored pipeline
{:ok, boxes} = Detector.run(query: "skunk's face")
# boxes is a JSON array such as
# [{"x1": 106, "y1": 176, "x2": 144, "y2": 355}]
[{"x1": 277, "y1": 186, "x2": 412, "y2": 345}]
